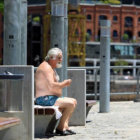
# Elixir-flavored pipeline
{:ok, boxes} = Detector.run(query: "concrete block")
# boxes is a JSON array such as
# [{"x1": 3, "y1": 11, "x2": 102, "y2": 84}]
[
  {"x1": 0, "y1": 66, "x2": 34, "y2": 140},
  {"x1": 35, "y1": 115, "x2": 54, "y2": 137},
  {"x1": 67, "y1": 69, "x2": 86, "y2": 126}
]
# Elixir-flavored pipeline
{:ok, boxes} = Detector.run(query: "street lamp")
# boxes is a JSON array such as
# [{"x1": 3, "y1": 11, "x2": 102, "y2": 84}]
[{"x1": 99, "y1": 20, "x2": 111, "y2": 113}]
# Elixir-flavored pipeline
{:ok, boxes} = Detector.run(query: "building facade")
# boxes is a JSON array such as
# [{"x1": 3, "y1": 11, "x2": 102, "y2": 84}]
[
  {"x1": 80, "y1": 4, "x2": 140, "y2": 43},
  {"x1": 1, "y1": 3, "x2": 140, "y2": 65}
]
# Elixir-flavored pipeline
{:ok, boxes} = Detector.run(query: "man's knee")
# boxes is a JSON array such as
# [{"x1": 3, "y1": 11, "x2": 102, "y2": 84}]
[
  {"x1": 69, "y1": 98, "x2": 77, "y2": 109},
  {"x1": 58, "y1": 97, "x2": 77, "y2": 109},
  {"x1": 73, "y1": 98, "x2": 77, "y2": 108}
]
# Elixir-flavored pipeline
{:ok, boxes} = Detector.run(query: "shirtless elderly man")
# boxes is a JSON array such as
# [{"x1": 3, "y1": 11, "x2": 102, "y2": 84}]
[{"x1": 35, "y1": 48, "x2": 77, "y2": 136}]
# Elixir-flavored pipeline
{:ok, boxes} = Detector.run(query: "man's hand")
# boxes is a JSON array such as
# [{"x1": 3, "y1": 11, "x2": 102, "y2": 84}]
[{"x1": 64, "y1": 79, "x2": 72, "y2": 86}]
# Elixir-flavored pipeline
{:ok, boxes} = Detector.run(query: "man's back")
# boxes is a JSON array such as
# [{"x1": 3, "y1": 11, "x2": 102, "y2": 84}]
[
  {"x1": 35, "y1": 61, "x2": 62, "y2": 98},
  {"x1": 35, "y1": 61, "x2": 54, "y2": 98}
]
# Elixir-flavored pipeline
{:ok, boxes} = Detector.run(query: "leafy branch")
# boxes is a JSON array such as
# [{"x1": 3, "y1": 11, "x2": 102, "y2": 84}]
[{"x1": 0, "y1": 0, "x2": 4, "y2": 14}]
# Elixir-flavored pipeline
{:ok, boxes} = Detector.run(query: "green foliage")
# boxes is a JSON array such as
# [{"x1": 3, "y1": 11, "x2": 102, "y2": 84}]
[
  {"x1": 131, "y1": 40, "x2": 136, "y2": 43},
  {"x1": 114, "y1": 59, "x2": 129, "y2": 75},
  {"x1": 0, "y1": 0, "x2": 4, "y2": 14},
  {"x1": 101, "y1": 0, "x2": 120, "y2": 5},
  {"x1": 115, "y1": 60, "x2": 128, "y2": 66},
  {"x1": 32, "y1": 16, "x2": 40, "y2": 22},
  {"x1": 86, "y1": 33, "x2": 91, "y2": 41},
  {"x1": 122, "y1": 33, "x2": 129, "y2": 41}
]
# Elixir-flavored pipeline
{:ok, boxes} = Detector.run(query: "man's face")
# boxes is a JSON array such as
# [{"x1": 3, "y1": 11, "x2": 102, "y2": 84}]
[
  {"x1": 50, "y1": 53, "x2": 63, "y2": 68},
  {"x1": 56, "y1": 53, "x2": 63, "y2": 68}
]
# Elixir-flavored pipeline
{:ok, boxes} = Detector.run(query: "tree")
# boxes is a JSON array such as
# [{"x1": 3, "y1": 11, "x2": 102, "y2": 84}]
[
  {"x1": 122, "y1": 33, "x2": 129, "y2": 42},
  {"x1": 114, "y1": 59, "x2": 128, "y2": 75},
  {"x1": 0, "y1": 0, "x2": 4, "y2": 14}
]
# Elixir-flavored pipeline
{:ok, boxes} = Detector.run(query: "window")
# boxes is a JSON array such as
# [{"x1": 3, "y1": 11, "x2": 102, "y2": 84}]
[
  {"x1": 113, "y1": 16, "x2": 118, "y2": 21},
  {"x1": 135, "y1": 0, "x2": 140, "y2": 5},
  {"x1": 75, "y1": 29, "x2": 79, "y2": 35},
  {"x1": 98, "y1": 15, "x2": 107, "y2": 25},
  {"x1": 99, "y1": 15, "x2": 107, "y2": 20},
  {"x1": 122, "y1": 0, "x2": 133, "y2": 4},
  {"x1": 124, "y1": 30, "x2": 132, "y2": 40},
  {"x1": 138, "y1": 17, "x2": 140, "y2": 23},
  {"x1": 87, "y1": 29, "x2": 92, "y2": 35},
  {"x1": 138, "y1": 31, "x2": 140, "y2": 37},
  {"x1": 87, "y1": 14, "x2": 92, "y2": 20},
  {"x1": 124, "y1": 17, "x2": 133, "y2": 27},
  {"x1": 113, "y1": 30, "x2": 118, "y2": 37},
  {"x1": 1, "y1": 32, "x2": 3, "y2": 39},
  {"x1": 86, "y1": 29, "x2": 92, "y2": 41}
]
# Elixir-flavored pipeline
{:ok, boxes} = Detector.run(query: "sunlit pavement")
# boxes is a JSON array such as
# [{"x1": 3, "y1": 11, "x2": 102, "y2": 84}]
[{"x1": 35, "y1": 101, "x2": 140, "y2": 140}]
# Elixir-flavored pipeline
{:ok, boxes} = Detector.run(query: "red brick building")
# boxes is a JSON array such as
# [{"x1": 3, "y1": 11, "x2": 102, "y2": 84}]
[
  {"x1": 1, "y1": 3, "x2": 140, "y2": 65},
  {"x1": 80, "y1": 4, "x2": 140, "y2": 43}
]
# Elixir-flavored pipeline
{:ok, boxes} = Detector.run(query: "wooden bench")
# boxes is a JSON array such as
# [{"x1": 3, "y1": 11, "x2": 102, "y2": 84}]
[
  {"x1": 0, "y1": 117, "x2": 20, "y2": 131},
  {"x1": 86, "y1": 100, "x2": 97, "y2": 117}
]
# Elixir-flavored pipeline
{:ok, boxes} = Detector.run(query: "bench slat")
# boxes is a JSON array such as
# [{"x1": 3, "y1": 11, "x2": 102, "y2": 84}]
[
  {"x1": 34, "y1": 108, "x2": 55, "y2": 115},
  {"x1": 0, "y1": 117, "x2": 20, "y2": 131}
]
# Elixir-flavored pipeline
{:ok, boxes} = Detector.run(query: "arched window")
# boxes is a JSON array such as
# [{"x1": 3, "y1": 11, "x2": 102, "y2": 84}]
[
  {"x1": 125, "y1": 17, "x2": 133, "y2": 27},
  {"x1": 1, "y1": 32, "x2": 3, "y2": 39},
  {"x1": 135, "y1": 0, "x2": 140, "y2": 5},
  {"x1": 122, "y1": 0, "x2": 133, "y2": 4},
  {"x1": 87, "y1": 14, "x2": 92, "y2": 20},
  {"x1": 113, "y1": 16, "x2": 118, "y2": 21},
  {"x1": 124, "y1": 30, "x2": 133, "y2": 40},
  {"x1": 75, "y1": 28, "x2": 79, "y2": 35},
  {"x1": 86, "y1": 29, "x2": 92, "y2": 41},
  {"x1": 138, "y1": 17, "x2": 140, "y2": 23},
  {"x1": 138, "y1": 31, "x2": 140, "y2": 37},
  {"x1": 98, "y1": 15, "x2": 107, "y2": 25},
  {"x1": 113, "y1": 30, "x2": 118, "y2": 37},
  {"x1": 99, "y1": 15, "x2": 107, "y2": 20},
  {"x1": 87, "y1": 29, "x2": 92, "y2": 35}
]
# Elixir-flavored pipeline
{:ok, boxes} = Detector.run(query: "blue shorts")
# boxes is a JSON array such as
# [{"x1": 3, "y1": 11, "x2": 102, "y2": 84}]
[{"x1": 35, "y1": 95, "x2": 58, "y2": 106}]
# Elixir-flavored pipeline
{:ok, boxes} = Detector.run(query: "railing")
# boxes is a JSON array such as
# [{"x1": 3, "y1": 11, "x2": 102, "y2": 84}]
[
  {"x1": 35, "y1": 66, "x2": 140, "y2": 100},
  {"x1": 68, "y1": 66, "x2": 140, "y2": 100}
]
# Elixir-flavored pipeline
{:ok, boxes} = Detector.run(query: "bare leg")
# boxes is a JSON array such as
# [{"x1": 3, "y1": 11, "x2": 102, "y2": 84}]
[
  {"x1": 54, "y1": 97, "x2": 77, "y2": 131},
  {"x1": 63, "y1": 97, "x2": 77, "y2": 130}
]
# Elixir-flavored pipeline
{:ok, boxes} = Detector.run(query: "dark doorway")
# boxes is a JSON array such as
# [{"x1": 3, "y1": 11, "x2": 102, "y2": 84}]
[{"x1": 27, "y1": 14, "x2": 42, "y2": 66}]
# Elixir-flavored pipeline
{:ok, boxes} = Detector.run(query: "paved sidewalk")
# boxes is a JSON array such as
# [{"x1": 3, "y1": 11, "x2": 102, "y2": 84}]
[{"x1": 35, "y1": 101, "x2": 140, "y2": 140}]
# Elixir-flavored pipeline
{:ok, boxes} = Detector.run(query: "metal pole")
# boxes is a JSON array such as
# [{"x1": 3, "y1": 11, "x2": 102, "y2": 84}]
[
  {"x1": 94, "y1": 69, "x2": 98, "y2": 100},
  {"x1": 4, "y1": 0, "x2": 21, "y2": 65},
  {"x1": 63, "y1": 0, "x2": 68, "y2": 97},
  {"x1": 99, "y1": 20, "x2": 111, "y2": 113},
  {"x1": 21, "y1": 0, "x2": 27, "y2": 65},
  {"x1": 50, "y1": 0, "x2": 65, "y2": 95},
  {"x1": 134, "y1": 68, "x2": 140, "y2": 102}
]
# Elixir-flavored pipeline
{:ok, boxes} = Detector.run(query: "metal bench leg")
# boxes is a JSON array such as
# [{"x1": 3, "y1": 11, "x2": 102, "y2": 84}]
[
  {"x1": 86, "y1": 106, "x2": 92, "y2": 117},
  {"x1": 45, "y1": 115, "x2": 59, "y2": 134}
]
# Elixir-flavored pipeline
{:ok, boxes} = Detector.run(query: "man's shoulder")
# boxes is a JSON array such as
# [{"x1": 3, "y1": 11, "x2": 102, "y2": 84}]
[{"x1": 37, "y1": 61, "x2": 52, "y2": 72}]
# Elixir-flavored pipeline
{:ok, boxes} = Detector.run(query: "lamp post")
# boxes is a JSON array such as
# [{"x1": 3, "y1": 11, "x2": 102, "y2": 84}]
[
  {"x1": 21, "y1": 0, "x2": 27, "y2": 65},
  {"x1": 51, "y1": 0, "x2": 66, "y2": 96},
  {"x1": 4, "y1": 0, "x2": 27, "y2": 65},
  {"x1": 134, "y1": 69, "x2": 140, "y2": 102},
  {"x1": 63, "y1": 0, "x2": 68, "y2": 97},
  {"x1": 99, "y1": 20, "x2": 111, "y2": 113}
]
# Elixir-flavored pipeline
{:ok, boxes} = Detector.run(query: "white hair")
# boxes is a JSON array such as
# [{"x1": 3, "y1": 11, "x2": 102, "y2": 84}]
[{"x1": 45, "y1": 48, "x2": 62, "y2": 61}]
